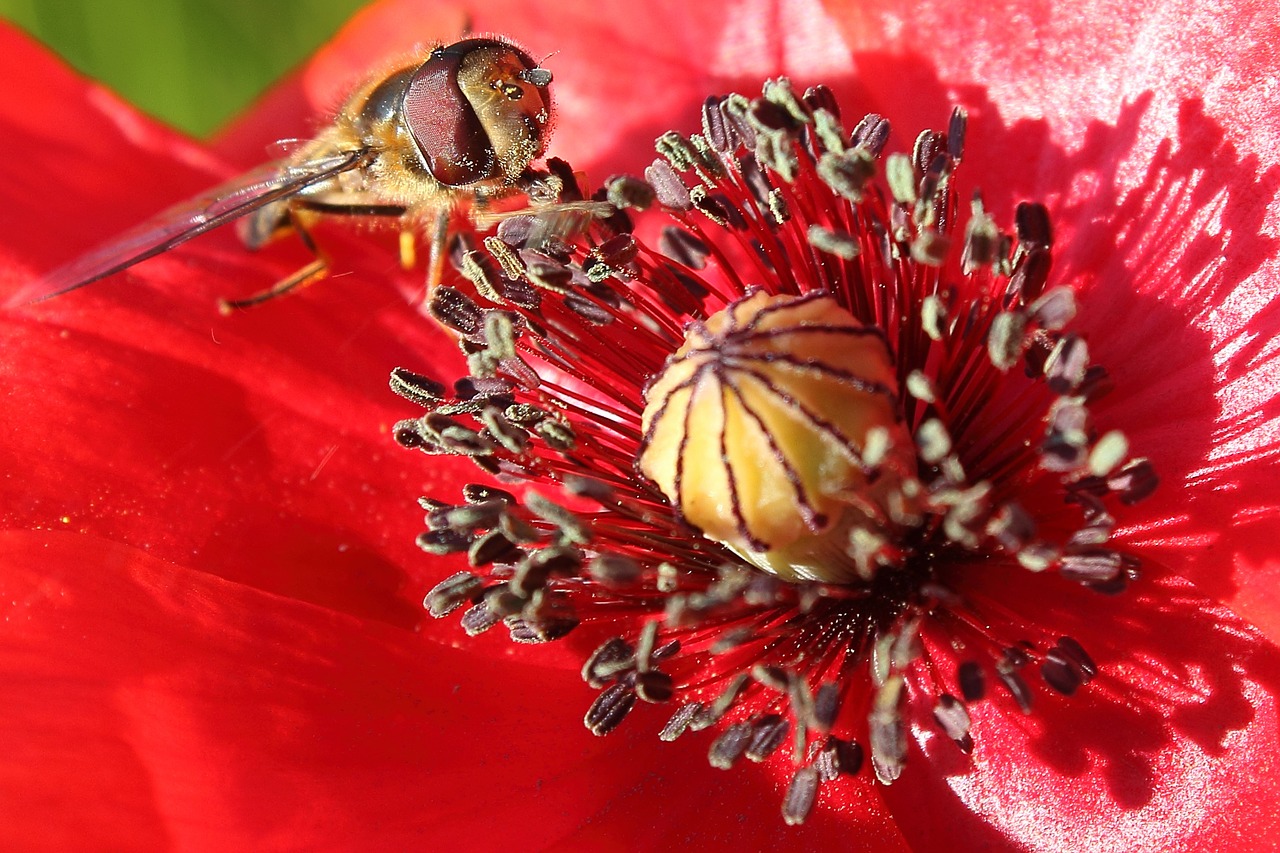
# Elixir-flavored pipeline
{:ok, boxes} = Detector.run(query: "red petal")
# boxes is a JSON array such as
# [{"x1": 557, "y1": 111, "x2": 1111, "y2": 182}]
[{"x1": 0, "y1": 530, "x2": 910, "y2": 851}]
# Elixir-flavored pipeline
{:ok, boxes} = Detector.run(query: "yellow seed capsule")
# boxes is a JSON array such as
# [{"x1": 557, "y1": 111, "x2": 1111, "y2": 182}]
[{"x1": 639, "y1": 291, "x2": 911, "y2": 582}]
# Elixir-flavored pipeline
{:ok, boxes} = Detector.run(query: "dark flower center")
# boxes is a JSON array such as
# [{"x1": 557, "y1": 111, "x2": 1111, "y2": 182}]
[{"x1": 393, "y1": 78, "x2": 1157, "y2": 825}]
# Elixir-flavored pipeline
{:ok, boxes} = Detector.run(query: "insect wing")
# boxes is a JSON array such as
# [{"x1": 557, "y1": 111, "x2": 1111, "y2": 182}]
[{"x1": 13, "y1": 149, "x2": 370, "y2": 306}]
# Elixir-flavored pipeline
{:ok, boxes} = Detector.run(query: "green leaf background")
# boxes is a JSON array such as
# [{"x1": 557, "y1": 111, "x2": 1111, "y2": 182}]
[{"x1": 2, "y1": 0, "x2": 370, "y2": 137}]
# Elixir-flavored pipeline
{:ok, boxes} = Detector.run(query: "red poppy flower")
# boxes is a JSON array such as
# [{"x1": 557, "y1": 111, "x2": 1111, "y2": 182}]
[{"x1": 3, "y1": 0, "x2": 1279, "y2": 850}]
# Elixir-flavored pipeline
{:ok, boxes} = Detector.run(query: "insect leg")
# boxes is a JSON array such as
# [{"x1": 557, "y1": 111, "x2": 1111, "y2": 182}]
[
  {"x1": 221, "y1": 199, "x2": 409, "y2": 311},
  {"x1": 219, "y1": 215, "x2": 329, "y2": 312}
]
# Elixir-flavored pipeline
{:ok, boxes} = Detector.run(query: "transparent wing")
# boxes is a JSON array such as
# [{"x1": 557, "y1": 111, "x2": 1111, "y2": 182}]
[{"x1": 11, "y1": 149, "x2": 371, "y2": 306}]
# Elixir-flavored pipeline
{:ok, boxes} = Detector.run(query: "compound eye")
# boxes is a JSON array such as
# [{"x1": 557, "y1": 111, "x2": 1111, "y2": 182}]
[
  {"x1": 403, "y1": 39, "x2": 552, "y2": 189},
  {"x1": 403, "y1": 44, "x2": 497, "y2": 187}
]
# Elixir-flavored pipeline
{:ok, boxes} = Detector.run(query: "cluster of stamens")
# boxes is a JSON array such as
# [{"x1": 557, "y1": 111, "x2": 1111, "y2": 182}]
[{"x1": 393, "y1": 78, "x2": 1156, "y2": 824}]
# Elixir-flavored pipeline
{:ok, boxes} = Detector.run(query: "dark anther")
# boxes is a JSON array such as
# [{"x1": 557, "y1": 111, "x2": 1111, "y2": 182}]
[
  {"x1": 745, "y1": 714, "x2": 790, "y2": 762},
  {"x1": 701, "y1": 96, "x2": 734, "y2": 152},
  {"x1": 495, "y1": 215, "x2": 535, "y2": 246},
  {"x1": 1015, "y1": 201, "x2": 1054, "y2": 250},
  {"x1": 393, "y1": 419, "x2": 429, "y2": 449},
  {"x1": 592, "y1": 233, "x2": 640, "y2": 269},
  {"x1": 651, "y1": 639, "x2": 681, "y2": 663},
  {"x1": 524, "y1": 257, "x2": 573, "y2": 293},
  {"x1": 737, "y1": 152, "x2": 775, "y2": 211},
  {"x1": 912, "y1": 129, "x2": 946, "y2": 176},
  {"x1": 389, "y1": 367, "x2": 446, "y2": 405},
  {"x1": 690, "y1": 188, "x2": 737, "y2": 227},
  {"x1": 1008, "y1": 247, "x2": 1052, "y2": 304},
  {"x1": 659, "y1": 702, "x2": 705, "y2": 742},
  {"x1": 803, "y1": 84, "x2": 839, "y2": 118},
  {"x1": 811, "y1": 681, "x2": 842, "y2": 732},
  {"x1": 564, "y1": 292, "x2": 615, "y2": 325},
  {"x1": 585, "y1": 682, "x2": 636, "y2": 736},
  {"x1": 749, "y1": 98, "x2": 796, "y2": 132},
  {"x1": 669, "y1": 267, "x2": 709, "y2": 299},
  {"x1": 423, "y1": 571, "x2": 483, "y2": 618},
  {"x1": 959, "y1": 661, "x2": 986, "y2": 701},
  {"x1": 636, "y1": 670, "x2": 675, "y2": 703},
  {"x1": 708, "y1": 721, "x2": 754, "y2": 769},
  {"x1": 460, "y1": 602, "x2": 501, "y2": 636},
  {"x1": 918, "y1": 153, "x2": 952, "y2": 204},
  {"x1": 851, "y1": 113, "x2": 891, "y2": 156},
  {"x1": 415, "y1": 528, "x2": 473, "y2": 556},
  {"x1": 1056, "y1": 636, "x2": 1099, "y2": 681},
  {"x1": 582, "y1": 636, "x2": 635, "y2": 688},
  {"x1": 497, "y1": 274, "x2": 541, "y2": 309},
  {"x1": 544, "y1": 157, "x2": 583, "y2": 201},
  {"x1": 645, "y1": 160, "x2": 692, "y2": 210},
  {"x1": 494, "y1": 353, "x2": 535, "y2": 389},
  {"x1": 782, "y1": 766, "x2": 820, "y2": 826},
  {"x1": 1109, "y1": 458, "x2": 1159, "y2": 504},
  {"x1": 468, "y1": 529, "x2": 520, "y2": 567},
  {"x1": 428, "y1": 286, "x2": 484, "y2": 336},
  {"x1": 1041, "y1": 649, "x2": 1083, "y2": 696},
  {"x1": 659, "y1": 226, "x2": 711, "y2": 270},
  {"x1": 947, "y1": 107, "x2": 968, "y2": 162},
  {"x1": 909, "y1": 229, "x2": 949, "y2": 267}
]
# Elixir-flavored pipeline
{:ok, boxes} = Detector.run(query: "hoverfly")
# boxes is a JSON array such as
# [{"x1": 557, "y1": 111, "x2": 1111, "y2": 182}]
[{"x1": 14, "y1": 37, "x2": 590, "y2": 309}]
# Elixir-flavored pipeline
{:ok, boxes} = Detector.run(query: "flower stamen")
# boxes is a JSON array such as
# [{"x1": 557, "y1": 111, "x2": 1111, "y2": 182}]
[{"x1": 396, "y1": 79, "x2": 1158, "y2": 824}]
